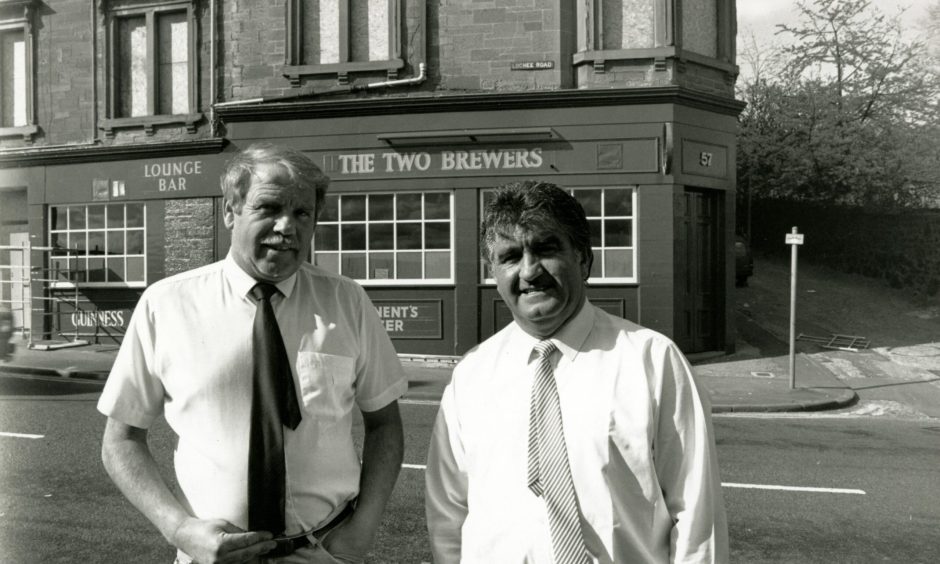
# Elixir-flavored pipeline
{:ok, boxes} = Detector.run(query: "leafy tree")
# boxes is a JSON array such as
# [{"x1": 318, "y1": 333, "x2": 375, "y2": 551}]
[{"x1": 736, "y1": 0, "x2": 940, "y2": 209}]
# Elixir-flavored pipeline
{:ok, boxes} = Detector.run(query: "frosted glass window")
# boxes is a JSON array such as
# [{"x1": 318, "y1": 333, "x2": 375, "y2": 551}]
[
  {"x1": 351, "y1": 0, "x2": 389, "y2": 62},
  {"x1": 306, "y1": 0, "x2": 340, "y2": 64},
  {"x1": 113, "y1": 7, "x2": 192, "y2": 118},
  {"x1": 158, "y1": 12, "x2": 189, "y2": 114},
  {"x1": 302, "y1": 0, "x2": 393, "y2": 64},
  {"x1": 602, "y1": 0, "x2": 655, "y2": 49},
  {"x1": 682, "y1": 0, "x2": 717, "y2": 57},
  {"x1": 1, "y1": 29, "x2": 26, "y2": 126},
  {"x1": 118, "y1": 17, "x2": 148, "y2": 117}
]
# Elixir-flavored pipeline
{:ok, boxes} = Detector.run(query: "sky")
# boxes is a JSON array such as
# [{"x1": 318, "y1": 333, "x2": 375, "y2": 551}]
[
  {"x1": 737, "y1": 0, "x2": 930, "y2": 40},
  {"x1": 735, "y1": 0, "x2": 933, "y2": 80}
]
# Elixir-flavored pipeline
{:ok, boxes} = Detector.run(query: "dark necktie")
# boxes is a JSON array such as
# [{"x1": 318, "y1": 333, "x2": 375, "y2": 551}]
[
  {"x1": 247, "y1": 282, "x2": 302, "y2": 533},
  {"x1": 527, "y1": 340, "x2": 590, "y2": 563}
]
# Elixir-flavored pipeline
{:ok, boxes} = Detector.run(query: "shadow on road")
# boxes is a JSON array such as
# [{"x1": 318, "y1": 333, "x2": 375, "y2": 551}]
[{"x1": 0, "y1": 372, "x2": 104, "y2": 396}]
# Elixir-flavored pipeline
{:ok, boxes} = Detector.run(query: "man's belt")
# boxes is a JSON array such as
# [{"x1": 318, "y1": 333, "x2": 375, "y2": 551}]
[{"x1": 268, "y1": 502, "x2": 355, "y2": 558}]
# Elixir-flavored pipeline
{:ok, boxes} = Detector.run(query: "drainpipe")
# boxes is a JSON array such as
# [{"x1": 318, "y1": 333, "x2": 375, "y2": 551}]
[
  {"x1": 213, "y1": 62, "x2": 427, "y2": 107},
  {"x1": 209, "y1": 0, "x2": 217, "y2": 136},
  {"x1": 91, "y1": 0, "x2": 98, "y2": 142}
]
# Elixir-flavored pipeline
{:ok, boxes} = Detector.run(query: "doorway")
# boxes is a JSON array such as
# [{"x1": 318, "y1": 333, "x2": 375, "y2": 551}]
[
  {"x1": 1, "y1": 187, "x2": 29, "y2": 336},
  {"x1": 674, "y1": 188, "x2": 723, "y2": 352}
]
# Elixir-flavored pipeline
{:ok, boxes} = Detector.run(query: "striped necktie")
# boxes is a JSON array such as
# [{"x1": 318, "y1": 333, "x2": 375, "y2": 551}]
[{"x1": 527, "y1": 340, "x2": 590, "y2": 563}]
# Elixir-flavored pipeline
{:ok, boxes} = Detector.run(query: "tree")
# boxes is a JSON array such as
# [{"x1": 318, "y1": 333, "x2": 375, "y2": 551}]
[{"x1": 736, "y1": 0, "x2": 940, "y2": 208}]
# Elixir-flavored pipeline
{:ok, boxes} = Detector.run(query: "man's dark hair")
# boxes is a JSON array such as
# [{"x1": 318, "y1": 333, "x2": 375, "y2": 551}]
[{"x1": 480, "y1": 180, "x2": 593, "y2": 277}]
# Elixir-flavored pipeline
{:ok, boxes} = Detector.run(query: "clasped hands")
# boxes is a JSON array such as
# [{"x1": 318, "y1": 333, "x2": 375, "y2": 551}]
[{"x1": 171, "y1": 516, "x2": 368, "y2": 563}]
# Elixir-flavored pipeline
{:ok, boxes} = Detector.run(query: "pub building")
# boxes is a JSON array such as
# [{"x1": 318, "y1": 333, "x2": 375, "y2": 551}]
[{"x1": 0, "y1": 0, "x2": 742, "y2": 357}]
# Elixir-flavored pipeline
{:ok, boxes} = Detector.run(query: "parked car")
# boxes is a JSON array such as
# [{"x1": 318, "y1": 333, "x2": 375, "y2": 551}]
[
  {"x1": 0, "y1": 303, "x2": 13, "y2": 361},
  {"x1": 735, "y1": 234, "x2": 754, "y2": 287}
]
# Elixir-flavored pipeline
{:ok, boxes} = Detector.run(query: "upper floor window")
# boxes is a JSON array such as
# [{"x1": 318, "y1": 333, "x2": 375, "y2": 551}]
[
  {"x1": 575, "y1": 0, "x2": 734, "y2": 68},
  {"x1": 0, "y1": 0, "x2": 38, "y2": 142},
  {"x1": 285, "y1": 0, "x2": 404, "y2": 85},
  {"x1": 102, "y1": 0, "x2": 200, "y2": 136},
  {"x1": 599, "y1": 0, "x2": 658, "y2": 50},
  {"x1": 1, "y1": 28, "x2": 25, "y2": 126},
  {"x1": 681, "y1": 0, "x2": 718, "y2": 58}
]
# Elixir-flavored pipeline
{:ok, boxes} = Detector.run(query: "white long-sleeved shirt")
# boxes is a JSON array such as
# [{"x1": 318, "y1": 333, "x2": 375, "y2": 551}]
[{"x1": 425, "y1": 301, "x2": 728, "y2": 563}]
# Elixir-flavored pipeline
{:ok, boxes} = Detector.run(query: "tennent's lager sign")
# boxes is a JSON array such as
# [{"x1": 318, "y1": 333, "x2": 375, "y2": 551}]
[{"x1": 373, "y1": 300, "x2": 442, "y2": 339}]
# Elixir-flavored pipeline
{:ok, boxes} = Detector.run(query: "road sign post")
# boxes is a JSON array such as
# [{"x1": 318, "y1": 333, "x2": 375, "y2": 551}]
[{"x1": 786, "y1": 227, "x2": 804, "y2": 389}]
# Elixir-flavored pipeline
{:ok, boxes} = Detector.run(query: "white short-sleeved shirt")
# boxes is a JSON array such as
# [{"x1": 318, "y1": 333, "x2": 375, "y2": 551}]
[
  {"x1": 426, "y1": 301, "x2": 728, "y2": 563},
  {"x1": 98, "y1": 255, "x2": 407, "y2": 533}
]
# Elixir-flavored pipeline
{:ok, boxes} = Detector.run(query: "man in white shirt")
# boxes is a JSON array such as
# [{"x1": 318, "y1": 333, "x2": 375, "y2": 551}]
[
  {"x1": 99, "y1": 144, "x2": 407, "y2": 563},
  {"x1": 425, "y1": 181, "x2": 728, "y2": 563}
]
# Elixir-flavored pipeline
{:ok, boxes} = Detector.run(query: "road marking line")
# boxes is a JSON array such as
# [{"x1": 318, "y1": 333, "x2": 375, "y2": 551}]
[
  {"x1": 400, "y1": 398, "x2": 440, "y2": 406},
  {"x1": 721, "y1": 482, "x2": 866, "y2": 495},
  {"x1": 399, "y1": 465, "x2": 865, "y2": 495},
  {"x1": 0, "y1": 431, "x2": 44, "y2": 439}
]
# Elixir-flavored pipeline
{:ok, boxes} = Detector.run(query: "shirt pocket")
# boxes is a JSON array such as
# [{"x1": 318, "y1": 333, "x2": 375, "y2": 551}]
[{"x1": 295, "y1": 352, "x2": 356, "y2": 422}]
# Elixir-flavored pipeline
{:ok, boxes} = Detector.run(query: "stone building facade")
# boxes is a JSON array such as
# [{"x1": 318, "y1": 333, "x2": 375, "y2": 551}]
[{"x1": 0, "y1": 0, "x2": 743, "y2": 355}]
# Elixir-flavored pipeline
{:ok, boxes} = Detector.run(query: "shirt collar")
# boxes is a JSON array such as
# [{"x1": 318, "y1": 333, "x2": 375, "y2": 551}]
[
  {"x1": 510, "y1": 299, "x2": 595, "y2": 364},
  {"x1": 223, "y1": 253, "x2": 298, "y2": 301}
]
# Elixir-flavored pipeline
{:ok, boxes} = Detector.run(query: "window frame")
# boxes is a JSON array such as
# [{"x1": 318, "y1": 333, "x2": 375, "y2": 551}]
[
  {"x1": 0, "y1": 0, "x2": 38, "y2": 142},
  {"x1": 573, "y1": 0, "x2": 736, "y2": 74},
  {"x1": 480, "y1": 186, "x2": 638, "y2": 285},
  {"x1": 48, "y1": 202, "x2": 148, "y2": 289},
  {"x1": 283, "y1": 0, "x2": 404, "y2": 86},
  {"x1": 312, "y1": 190, "x2": 456, "y2": 286},
  {"x1": 100, "y1": 0, "x2": 201, "y2": 137}
]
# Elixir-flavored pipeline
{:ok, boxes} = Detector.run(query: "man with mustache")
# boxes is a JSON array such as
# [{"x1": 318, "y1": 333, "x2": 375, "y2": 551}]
[
  {"x1": 425, "y1": 181, "x2": 727, "y2": 563},
  {"x1": 99, "y1": 144, "x2": 406, "y2": 563}
]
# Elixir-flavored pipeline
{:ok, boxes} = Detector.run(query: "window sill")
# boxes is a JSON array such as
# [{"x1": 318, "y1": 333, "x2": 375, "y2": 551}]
[
  {"x1": 0, "y1": 124, "x2": 40, "y2": 142},
  {"x1": 98, "y1": 113, "x2": 203, "y2": 137},
  {"x1": 347, "y1": 279, "x2": 454, "y2": 287},
  {"x1": 50, "y1": 282, "x2": 147, "y2": 290},
  {"x1": 573, "y1": 48, "x2": 736, "y2": 74},
  {"x1": 282, "y1": 59, "x2": 404, "y2": 86}
]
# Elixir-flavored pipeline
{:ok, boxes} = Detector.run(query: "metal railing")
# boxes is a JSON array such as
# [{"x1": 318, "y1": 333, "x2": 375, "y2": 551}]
[{"x1": 0, "y1": 242, "x2": 88, "y2": 349}]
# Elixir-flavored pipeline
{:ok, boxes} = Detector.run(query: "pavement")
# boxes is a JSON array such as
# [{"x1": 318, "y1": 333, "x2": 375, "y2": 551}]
[{"x1": 0, "y1": 332, "x2": 858, "y2": 413}]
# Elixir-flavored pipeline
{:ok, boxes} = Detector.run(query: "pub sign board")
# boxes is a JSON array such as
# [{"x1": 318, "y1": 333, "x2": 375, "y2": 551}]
[{"x1": 373, "y1": 299, "x2": 443, "y2": 339}]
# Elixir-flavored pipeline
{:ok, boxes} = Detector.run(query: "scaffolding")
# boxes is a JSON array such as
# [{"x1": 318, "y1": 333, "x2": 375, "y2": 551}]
[{"x1": 0, "y1": 241, "x2": 89, "y2": 349}]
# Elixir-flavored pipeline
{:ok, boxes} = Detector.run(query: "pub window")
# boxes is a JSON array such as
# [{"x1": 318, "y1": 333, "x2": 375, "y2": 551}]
[
  {"x1": 49, "y1": 203, "x2": 147, "y2": 287},
  {"x1": 284, "y1": 0, "x2": 404, "y2": 84},
  {"x1": 313, "y1": 191, "x2": 453, "y2": 285},
  {"x1": 0, "y1": 0, "x2": 39, "y2": 142},
  {"x1": 102, "y1": 1, "x2": 200, "y2": 136},
  {"x1": 481, "y1": 187, "x2": 637, "y2": 283}
]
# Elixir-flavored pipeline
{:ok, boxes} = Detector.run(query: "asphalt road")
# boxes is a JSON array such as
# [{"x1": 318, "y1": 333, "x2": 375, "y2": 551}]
[{"x1": 1, "y1": 374, "x2": 938, "y2": 563}]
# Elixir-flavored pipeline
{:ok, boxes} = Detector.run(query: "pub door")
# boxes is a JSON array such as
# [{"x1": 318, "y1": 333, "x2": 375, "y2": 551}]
[{"x1": 674, "y1": 188, "x2": 723, "y2": 353}]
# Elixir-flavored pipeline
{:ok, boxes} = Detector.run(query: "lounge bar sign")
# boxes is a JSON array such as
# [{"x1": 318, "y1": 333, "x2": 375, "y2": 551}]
[
  {"x1": 142, "y1": 159, "x2": 205, "y2": 192},
  {"x1": 373, "y1": 299, "x2": 442, "y2": 339},
  {"x1": 323, "y1": 148, "x2": 547, "y2": 177}
]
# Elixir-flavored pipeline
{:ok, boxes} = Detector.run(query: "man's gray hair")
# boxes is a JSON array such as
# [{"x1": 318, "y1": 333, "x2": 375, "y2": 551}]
[{"x1": 220, "y1": 143, "x2": 330, "y2": 215}]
